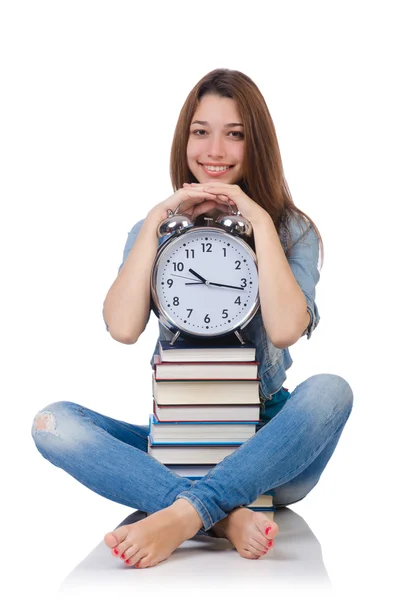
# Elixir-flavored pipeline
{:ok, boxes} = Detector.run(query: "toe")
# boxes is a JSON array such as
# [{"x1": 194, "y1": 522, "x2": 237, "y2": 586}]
[
  {"x1": 247, "y1": 543, "x2": 263, "y2": 557},
  {"x1": 124, "y1": 550, "x2": 148, "y2": 568},
  {"x1": 135, "y1": 554, "x2": 154, "y2": 568},
  {"x1": 104, "y1": 532, "x2": 119, "y2": 549},
  {"x1": 239, "y1": 548, "x2": 260, "y2": 559},
  {"x1": 261, "y1": 518, "x2": 279, "y2": 540},
  {"x1": 121, "y1": 543, "x2": 140, "y2": 562},
  {"x1": 250, "y1": 539, "x2": 268, "y2": 554},
  {"x1": 104, "y1": 525, "x2": 129, "y2": 549}
]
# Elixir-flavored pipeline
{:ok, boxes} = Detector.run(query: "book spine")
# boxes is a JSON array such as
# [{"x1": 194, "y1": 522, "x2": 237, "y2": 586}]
[{"x1": 151, "y1": 346, "x2": 265, "y2": 503}]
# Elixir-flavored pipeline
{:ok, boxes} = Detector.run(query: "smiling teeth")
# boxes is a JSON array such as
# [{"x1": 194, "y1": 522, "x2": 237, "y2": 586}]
[{"x1": 203, "y1": 165, "x2": 230, "y2": 171}]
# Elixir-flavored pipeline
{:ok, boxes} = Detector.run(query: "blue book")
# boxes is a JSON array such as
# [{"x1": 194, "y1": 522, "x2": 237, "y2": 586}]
[
  {"x1": 148, "y1": 433, "x2": 242, "y2": 447},
  {"x1": 149, "y1": 413, "x2": 258, "y2": 443},
  {"x1": 147, "y1": 435, "x2": 243, "y2": 464}
]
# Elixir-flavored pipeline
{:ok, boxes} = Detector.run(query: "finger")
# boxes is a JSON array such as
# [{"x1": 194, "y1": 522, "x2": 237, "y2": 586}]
[
  {"x1": 217, "y1": 194, "x2": 236, "y2": 203},
  {"x1": 184, "y1": 184, "x2": 236, "y2": 202},
  {"x1": 176, "y1": 190, "x2": 218, "y2": 212},
  {"x1": 182, "y1": 192, "x2": 229, "y2": 212}
]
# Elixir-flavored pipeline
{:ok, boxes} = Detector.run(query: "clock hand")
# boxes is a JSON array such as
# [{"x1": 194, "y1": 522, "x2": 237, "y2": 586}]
[
  {"x1": 188, "y1": 268, "x2": 209, "y2": 284},
  {"x1": 171, "y1": 274, "x2": 204, "y2": 282},
  {"x1": 208, "y1": 282, "x2": 245, "y2": 290},
  {"x1": 185, "y1": 281, "x2": 245, "y2": 290}
]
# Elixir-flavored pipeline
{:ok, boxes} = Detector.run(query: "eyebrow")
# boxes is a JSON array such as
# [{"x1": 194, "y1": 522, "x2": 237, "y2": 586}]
[{"x1": 191, "y1": 120, "x2": 244, "y2": 128}]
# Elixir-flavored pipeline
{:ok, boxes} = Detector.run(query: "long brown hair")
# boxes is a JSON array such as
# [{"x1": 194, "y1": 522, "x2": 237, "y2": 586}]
[{"x1": 170, "y1": 68, "x2": 324, "y2": 268}]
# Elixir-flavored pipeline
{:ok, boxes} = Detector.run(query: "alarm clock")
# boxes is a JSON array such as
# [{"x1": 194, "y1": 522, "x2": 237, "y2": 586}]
[{"x1": 150, "y1": 201, "x2": 260, "y2": 345}]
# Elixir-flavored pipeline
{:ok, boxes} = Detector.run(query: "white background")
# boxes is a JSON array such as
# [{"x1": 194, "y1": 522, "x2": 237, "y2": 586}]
[{"x1": 1, "y1": 1, "x2": 396, "y2": 598}]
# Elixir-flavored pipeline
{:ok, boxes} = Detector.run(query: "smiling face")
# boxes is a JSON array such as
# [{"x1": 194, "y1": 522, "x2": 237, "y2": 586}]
[{"x1": 187, "y1": 94, "x2": 245, "y2": 185}]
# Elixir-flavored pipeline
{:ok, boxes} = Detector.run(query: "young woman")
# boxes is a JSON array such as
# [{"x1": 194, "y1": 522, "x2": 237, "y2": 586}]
[{"x1": 32, "y1": 68, "x2": 353, "y2": 570}]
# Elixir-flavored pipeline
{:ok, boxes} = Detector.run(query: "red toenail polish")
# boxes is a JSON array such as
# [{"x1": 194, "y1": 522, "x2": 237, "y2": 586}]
[
  {"x1": 268, "y1": 540, "x2": 273, "y2": 548},
  {"x1": 265, "y1": 526, "x2": 271, "y2": 535},
  {"x1": 121, "y1": 554, "x2": 125, "y2": 560},
  {"x1": 125, "y1": 559, "x2": 130, "y2": 565},
  {"x1": 113, "y1": 549, "x2": 119, "y2": 555}
]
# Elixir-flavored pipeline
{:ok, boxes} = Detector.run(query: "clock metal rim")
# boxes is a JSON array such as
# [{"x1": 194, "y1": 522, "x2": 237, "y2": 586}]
[{"x1": 150, "y1": 226, "x2": 260, "y2": 339}]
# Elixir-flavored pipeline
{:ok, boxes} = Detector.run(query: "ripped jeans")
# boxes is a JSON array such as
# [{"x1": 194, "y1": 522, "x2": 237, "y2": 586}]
[{"x1": 31, "y1": 374, "x2": 353, "y2": 534}]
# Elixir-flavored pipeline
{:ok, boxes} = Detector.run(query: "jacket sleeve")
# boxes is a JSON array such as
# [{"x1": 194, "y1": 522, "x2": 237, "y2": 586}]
[
  {"x1": 102, "y1": 219, "x2": 146, "y2": 332},
  {"x1": 287, "y1": 220, "x2": 321, "y2": 340}
]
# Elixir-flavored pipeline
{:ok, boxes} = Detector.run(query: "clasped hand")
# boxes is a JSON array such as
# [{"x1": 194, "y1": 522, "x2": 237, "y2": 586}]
[{"x1": 182, "y1": 182, "x2": 266, "y2": 225}]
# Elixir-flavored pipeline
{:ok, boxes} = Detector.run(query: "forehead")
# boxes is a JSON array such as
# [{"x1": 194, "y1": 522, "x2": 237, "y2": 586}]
[{"x1": 192, "y1": 94, "x2": 241, "y2": 123}]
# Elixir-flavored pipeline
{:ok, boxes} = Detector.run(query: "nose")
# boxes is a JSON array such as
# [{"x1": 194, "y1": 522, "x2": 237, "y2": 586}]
[{"x1": 207, "y1": 133, "x2": 225, "y2": 158}]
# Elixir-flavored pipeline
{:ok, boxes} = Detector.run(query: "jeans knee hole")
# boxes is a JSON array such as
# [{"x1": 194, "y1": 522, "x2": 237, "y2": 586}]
[{"x1": 34, "y1": 412, "x2": 57, "y2": 434}]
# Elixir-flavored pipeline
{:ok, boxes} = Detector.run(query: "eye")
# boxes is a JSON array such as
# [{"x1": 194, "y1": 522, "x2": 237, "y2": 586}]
[
  {"x1": 191, "y1": 129, "x2": 207, "y2": 136},
  {"x1": 190, "y1": 129, "x2": 244, "y2": 138}
]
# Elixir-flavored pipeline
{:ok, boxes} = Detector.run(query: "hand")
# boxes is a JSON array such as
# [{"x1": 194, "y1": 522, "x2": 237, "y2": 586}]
[
  {"x1": 208, "y1": 280, "x2": 245, "y2": 290},
  {"x1": 182, "y1": 182, "x2": 267, "y2": 225},
  {"x1": 188, "y1": 268, "x2": 209, "y2": 284},
  {"x1": 147, "y1": 186, "x2": 232, "y2": 228},
  {"x1": 186, "y1": 269, "x2": 245, "y2": 290},
  {"x1": 172, "y1": 273, "x2": 205, "y2": 282},
  {"x1": 185, "y1": 280, "x2": 245, "y2": 290}
]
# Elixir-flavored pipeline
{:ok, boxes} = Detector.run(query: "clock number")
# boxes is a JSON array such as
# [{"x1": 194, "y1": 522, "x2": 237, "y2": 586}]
[
  {"x1": 235, "y1": 260, "x2": 241, "y2": 270},
  {"x1": 222, "y1": 248, "x2": 227, "y2": 257},
  {"x1": 204, "y1": 314, "x2": 211, "y2": 323},
  {"x1": 167, "y1": 278, "x2": 174, "y2": 288},
  {"x1": 222, "y1": 309, "x2": 228, "y2": 319},
  {"x1": 241, "y1": 278, "x2": 247, "y2": 288},
  {"x1": 185, "y1": 249, "x2": 195, "y2": 258},
  {"x1": 173, "y1": 297, "x2": 179, "y2": 306},
  {"x1": 186, "y1": 308, "x2": 193, "y2": 318},
  {"x1": 234, "y1": 296, "x2": 241, "y2": 305},
  {"x1": 172, "y1": 262, "x2": 184, "y2": 272},
  {"x1": 201, "y1": 243, "x2": 212, "y2": 252}
]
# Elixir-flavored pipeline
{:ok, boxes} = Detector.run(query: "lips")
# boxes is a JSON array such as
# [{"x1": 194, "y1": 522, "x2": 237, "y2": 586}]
[
  {"x1": 199, "y1": 163, "x2": 232, "y2": 168},
  {"x1": 199, "y1": 164, "x2": 233, "y2": 177}
]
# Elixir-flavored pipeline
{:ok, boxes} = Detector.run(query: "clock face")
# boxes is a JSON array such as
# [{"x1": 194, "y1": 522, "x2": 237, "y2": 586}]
[{"x1": 151, "y1": 226, "x2": 259, "y2": 338}]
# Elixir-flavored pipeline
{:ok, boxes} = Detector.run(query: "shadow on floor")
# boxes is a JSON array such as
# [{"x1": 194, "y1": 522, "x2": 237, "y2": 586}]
[{"x1": 59, "y1": 507, "x2": 334, "y2": 597}]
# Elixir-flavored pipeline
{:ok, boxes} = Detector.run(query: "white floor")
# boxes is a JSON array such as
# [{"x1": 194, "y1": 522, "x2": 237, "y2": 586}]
[{"x1": 58, "y1": 507, "x2": 334, "y2": 599}]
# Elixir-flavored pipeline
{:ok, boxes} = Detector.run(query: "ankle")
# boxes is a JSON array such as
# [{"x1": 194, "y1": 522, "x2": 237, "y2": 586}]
[
  {"x1": 172, "y1": 498, "x2": 204, "y2": 532},
  {"x1": 211, "y1": 520, "x2": 226, "y2": 538}
]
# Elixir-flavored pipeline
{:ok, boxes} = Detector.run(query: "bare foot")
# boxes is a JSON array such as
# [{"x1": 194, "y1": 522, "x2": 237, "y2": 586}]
[
  {"x1": 104, "y1": 499, "x2": 203, "y2": 569},
  {"x1": 211, "y1": 507, "x2": 279, "y2": 559}
]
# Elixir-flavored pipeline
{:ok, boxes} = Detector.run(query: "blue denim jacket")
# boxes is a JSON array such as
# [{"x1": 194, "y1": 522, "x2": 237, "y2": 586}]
[{"x1": 106, "y1": 213, "x2": 320, "y2": 404}]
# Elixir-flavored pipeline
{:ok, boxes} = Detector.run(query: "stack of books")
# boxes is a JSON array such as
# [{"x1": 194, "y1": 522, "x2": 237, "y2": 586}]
[{"x1": 147, "y1": 339, "x2": 275, "y2": 518}]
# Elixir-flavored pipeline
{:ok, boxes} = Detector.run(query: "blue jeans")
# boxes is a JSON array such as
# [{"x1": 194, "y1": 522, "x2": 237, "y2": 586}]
[{"x1": 31, "y1": 374, "x2": 353, "y2": 535}]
